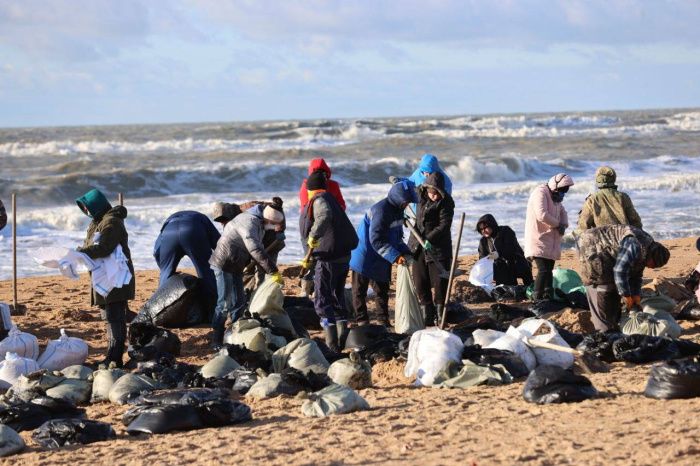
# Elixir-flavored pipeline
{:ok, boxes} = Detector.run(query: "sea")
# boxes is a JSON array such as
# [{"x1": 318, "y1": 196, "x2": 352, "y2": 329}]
[{"x1": 1, "y1": 108, "x2": 699, "y2": 279}]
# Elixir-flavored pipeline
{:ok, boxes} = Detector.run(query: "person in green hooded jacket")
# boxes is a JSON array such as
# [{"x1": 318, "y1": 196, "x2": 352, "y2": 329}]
[
  {"x1": 577, "y1": 166, "x2": 642, "y2": 232},
  {"x1": 76, "y1": 188, "x2": 135, "y2": 367}
]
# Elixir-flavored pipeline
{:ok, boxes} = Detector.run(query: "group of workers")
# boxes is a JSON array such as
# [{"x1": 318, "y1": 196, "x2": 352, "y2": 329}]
[{"x1": 70, "y1": 154, "x2": 674, "y2": 367}]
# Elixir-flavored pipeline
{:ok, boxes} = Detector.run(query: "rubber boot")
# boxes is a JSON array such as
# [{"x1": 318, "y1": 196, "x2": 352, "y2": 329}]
[
  {"x1": 211, "y1": 314, "x2": 226, "y2": 351},
  {"x1": 324, "y1": 324, "x2": 340, "y2": 353},
  {"x1": 434, "y1": 305, "x2": 444, "y2": 327},
  {"x1": 105, "y1": 320, "x2": 126, "y2": 368},
  {"x1": 420, "y1": 304, "x2": 436, "y2": 327},
  {"x1": 336, "y1": 320, "x2": 349, "y2": 350}
]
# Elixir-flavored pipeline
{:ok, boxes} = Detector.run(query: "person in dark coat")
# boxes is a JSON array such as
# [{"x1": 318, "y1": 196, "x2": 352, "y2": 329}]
[
  {"x1": 76, "y1": 188, "x2": 135, "y2": 367},
  {"x1": 476, "y1": 214, "x2": 533, "y2": 287},
  {"x1": 349, "y1": 179, "x2": 418, "y2": 326},
  {"x1": 153, "y1": 211, "x2": 221, "y2": 311},
  {"x1": 300, "y1": 171, "x2": 358, "y2": 350},
  {"x1": 408, "y1": 172, "x2": 454, "y2": 326},
  {"x1": 0, "y1": 198, "x2": 6, "y2": 231}
]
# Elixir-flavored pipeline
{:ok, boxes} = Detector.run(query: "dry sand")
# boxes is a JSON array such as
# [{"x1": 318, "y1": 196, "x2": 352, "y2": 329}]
[{"x1": 2, "y1": 236, "x2": 700, "y2": 465}]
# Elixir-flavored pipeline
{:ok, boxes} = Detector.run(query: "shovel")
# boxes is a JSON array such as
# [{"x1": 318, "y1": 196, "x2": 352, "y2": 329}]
[
  {"x1": 403, "y1": 218, "x2": 451, "y2": 279},
  {"x1": 523, "y1": 337, "x2": 609, "y2": 374}
]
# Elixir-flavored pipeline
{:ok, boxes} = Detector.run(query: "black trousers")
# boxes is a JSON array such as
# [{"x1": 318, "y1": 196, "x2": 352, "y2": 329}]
[
  {"x1": 351, "y1": 271, "x2": 390, "y2": 323},
  {"x1": 411, "y1": 250, "x2": 448, "y2": 306},
  {"x1": 100, "y1": 301, "x2": 127, "y2": 366},
  {"x1": 532, "y1": 257, "x2": 555, "y2": 300}
]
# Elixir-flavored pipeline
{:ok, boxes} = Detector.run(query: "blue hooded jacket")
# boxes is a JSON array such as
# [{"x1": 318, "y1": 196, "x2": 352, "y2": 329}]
[
  {"x1": 408, "y1": 154, "x2": 453, "y2": 195},
  {"x1": 349, "y1": 180, "x2": 418, "y2": 283}
]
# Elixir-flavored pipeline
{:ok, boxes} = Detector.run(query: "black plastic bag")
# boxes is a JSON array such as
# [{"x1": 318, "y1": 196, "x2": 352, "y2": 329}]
[
  {"x1": 133, "y1": 273, "x2": 206, "y2": 328},
  {"x1": 552, "y1": 324, "x2": 585, "y2": 348},
  {"x1": 522, "y1": 365, "x2": 598, "y2": 404},
  {"x1": 462, "y1": 345, "x2": 530, "y2": 378},
  {"x1": 223, "y1": 344, "x2": 271, "y2": 371},
  {"x1": 491, "y1": 285, "x2": 527, "y2": 302},
  {"x1": 178, "y1": 372, "x2": 236, "y2": 391},
  {"x1": 644, "y1": 358, "x2": 700, "y2": 399},
  {"x1": 566, "y1": 290, "x2": 590, "y2": 310},
  {"x1": 344, "y1": 324, "x2": 389, "y2": 350},
  {"x1": 675, "y1": 297, "x2": 700, "y2": 321},
  {"x1": 356, "y1": 333, "x2": 406, "y2": 365},
  {"x1": 442, "y1": 303, "x2": 474, "y2": 325},
  {"x1": 283, "y1": 296, "x2": 321, "y2": 331},
  {"x1": 528, "y1": 299, "x2": 568, "y2": 317},
  {"x1": 451, "y1": 317, "x2": 507, "y2": 343},
  {"x1": 0, "y1": 397, "x2": 85, "y2": 432},
  {"x1": 32, "y1": 419, "x2": 115, "y2": 448},
  {"x1": 489, "y1": 303, "x2": 535, "y2": 323},
  {"x1": 128, "y1": 322, "x2": 181, "y2": 362},
  {"x1": 279, "y1": 367, "x2": 332, "y2": 392},
  {"x1": 612, "y1": 335, "x2": 683, "y2": 363},
  {"x1": 576, "y1": 332, "x2": 623, "y2": 363},
  {"x1": 229, "y1": 369, "x2": 259, "y2": 395},
  {"x1": 132, "y1": 387, "x2": 230, "y2": 406}
]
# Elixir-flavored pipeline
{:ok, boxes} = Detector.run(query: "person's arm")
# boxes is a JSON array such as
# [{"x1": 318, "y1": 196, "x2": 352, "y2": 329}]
[
  {"x1": 477, "y1": 238, "x2": 488, "y2": 259},
  {"x1": 424, "y1": 202, "x2": 453, "y2": 244},
  {"x1": 369, "y1": 208, "x2": 404, "y2": 263},
  {"x1": 613, "y1": 236, "x2": 642, "y2": 297},
  {"x1": 622, "y1": 193, "x2": 643, "y2": 229},
  {"x1": 240, "y1": 222, "x2": 277, "y2": 274},
  {"x1": 496, "y1": 227, "x2": 520, "y2": 259},
  {"x1": 577, "y1": 197, "x2": 594, "y2": 231},
  {"x1": 79, "y1": 220, "x2": 125, "y2": 260},
  {"x1": 531, "y1": 188, "x2": 560, "y2": 228},
  {"x1": 308, "y1": 196, "x2": 332, "y2": 241}
]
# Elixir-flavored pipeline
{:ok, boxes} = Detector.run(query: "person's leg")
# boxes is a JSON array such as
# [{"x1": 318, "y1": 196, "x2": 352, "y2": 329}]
[
  {"x1": 352, "y1": 271, "x2": 370, "y2": 325},
  {"x1": 211, "y1": 266, "x2": 231, "y2": 347},
  {"x1": 179, "y1": 222, "x2": 218, "y2": 317},
  {"x1": 532, "y1": 257, "x2": 555, "y2": 300},
  {"x1": 332, "y1": 262, "x2": 351, "y2": 348},
  {"x1": 229, "y1": 272, "x2": 247, "y2": 323},
  {"x1": 154, "y1": 226, "x2": 184, "y2": 289},
  {"x1": 101, "y1": 301, "x2": 127, "y2": 367},
  {"x1": 411, "y1": 251, "x2": 433, "y2": 305},
  {"x1": 587, "y1": 284, "x2": 622, "y2": 332},
  {"x1": 314, "y1": 260, "x2": 340, "y2": 350},
  {"x1": 516, "y1": 256, "x2": 534, "y2": 286},
  {"x1": 493, "y1": 260, "x2": 518, "y2": 286},
  {"x1": 373, "y1": 279, "x2": 391, "y2": 326}
]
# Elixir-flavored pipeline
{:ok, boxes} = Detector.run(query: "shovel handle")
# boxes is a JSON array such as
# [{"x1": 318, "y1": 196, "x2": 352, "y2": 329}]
[
  {"x1": 524, "y1": 337, "x2": 582, "y2": 356},
  {"x1": 298, "y1": 247, "x2": 314, "y2": 279}
]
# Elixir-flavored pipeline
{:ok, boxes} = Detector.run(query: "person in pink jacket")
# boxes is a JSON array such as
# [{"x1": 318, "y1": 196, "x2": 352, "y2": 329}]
[{"x1": 524, "y1": 173, "x2": 575, "y2": 301}]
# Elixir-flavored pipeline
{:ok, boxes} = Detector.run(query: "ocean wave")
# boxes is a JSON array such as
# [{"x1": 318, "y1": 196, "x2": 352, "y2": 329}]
[{"x1": 665, "y1": 111, "x2": 700, "y2": 132}]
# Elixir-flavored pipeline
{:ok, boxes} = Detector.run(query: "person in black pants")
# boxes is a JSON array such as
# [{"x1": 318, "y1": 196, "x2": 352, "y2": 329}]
[
  {"x1": 476, "y1": 214, "x2": 533, "y2": 286},
  {"x1": 154, "y1": 210, "x2": 222, "y2": 315},
  {"x1": 409, "y1": 172, "x2": 454, "y2": 326}
]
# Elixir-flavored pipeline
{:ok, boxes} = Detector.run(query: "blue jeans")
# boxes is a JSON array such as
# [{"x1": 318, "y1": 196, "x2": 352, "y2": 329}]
[{"x1": 212, "y1": 266, "x2": 246, "y2": 331}]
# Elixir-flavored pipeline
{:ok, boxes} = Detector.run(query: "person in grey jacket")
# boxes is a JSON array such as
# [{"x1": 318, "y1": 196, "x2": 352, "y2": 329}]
[{"x1": 209, "y1": 203, "x2": 285, "y2": 348}]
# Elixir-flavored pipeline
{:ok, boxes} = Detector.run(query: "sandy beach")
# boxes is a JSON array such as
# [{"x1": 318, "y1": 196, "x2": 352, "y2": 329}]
[{"x1": 1, "y1": 236, "x2": 700, "y2": 465}]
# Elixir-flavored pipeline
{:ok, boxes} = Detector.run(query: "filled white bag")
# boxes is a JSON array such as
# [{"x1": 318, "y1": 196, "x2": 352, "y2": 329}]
[
  {"x1": 37, "y1": 329, "x2": 89, "y2": 371},
  {"x1": 0, "y1": 352, "x2": 40, "y2": 389},
  {"x1": 0, "y1": 303, "x2": 12, "y2": 337},
  {"x1": 517, "y1": 318, "x2": 574, "y2": 369},
  {"x1": 0, "y1": 326, "x2": 40, "y2": 360},
  {"x1": 485, "y1": 327, "x2": 537, "y2": 371},
  {"x1": 404, "y1": 328, "x2": 463, "y2": 387},
  {"x1": 394, "y1": 264, "x2": 425, "y2": 334},
  {"x1": 472, "y1": 329, "x2": 505, "y2": 348},
  {"x1": 469, "y1": 257, "x2": 494, "y2": 293}
]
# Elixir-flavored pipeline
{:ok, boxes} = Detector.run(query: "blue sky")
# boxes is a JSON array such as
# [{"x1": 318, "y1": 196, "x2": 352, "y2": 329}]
[{"x1": 1, "y1": 0, "x2": 700, "y2": 127}]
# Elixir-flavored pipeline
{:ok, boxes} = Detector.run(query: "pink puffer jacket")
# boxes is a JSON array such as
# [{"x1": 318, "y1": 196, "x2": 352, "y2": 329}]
[{"x1": 524, "y1": 184, "x2": 568, "y2": 260}]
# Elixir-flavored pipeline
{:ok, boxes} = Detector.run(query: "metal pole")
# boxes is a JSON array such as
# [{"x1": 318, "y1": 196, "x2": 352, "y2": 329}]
[
  {"x1": 439, "y1": 212, "x2": 465, "y2": 329},
  {"x1": 11, "y1": 193, "x2": 17, "y2": 310},
  {"x1": 118, "y1": 193, "x2": 124, "y2": 206}
]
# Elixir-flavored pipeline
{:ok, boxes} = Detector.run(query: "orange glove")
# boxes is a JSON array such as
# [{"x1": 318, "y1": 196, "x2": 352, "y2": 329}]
[{"x1": 624, "y1": 295, "x2": 641, "y2": 310}]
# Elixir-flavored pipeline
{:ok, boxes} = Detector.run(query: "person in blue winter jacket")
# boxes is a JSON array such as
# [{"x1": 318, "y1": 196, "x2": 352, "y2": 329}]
[
  {"x1": 153, "y1": 211, "x2": 222, "y2": 313},
  {"x1": 408, "y1": 153, "x2": 453, "y2": 195},
  {"x1": 350, "y1": 180, "x2": 418, "y2": 326}
]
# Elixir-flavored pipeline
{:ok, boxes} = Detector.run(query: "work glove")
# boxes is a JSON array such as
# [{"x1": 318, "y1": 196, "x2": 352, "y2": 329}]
[
  {"x1": 487, "y1": 251, "x2": 499, "y2": 261},
  {"x1": 268, "y1": 272, "x2": 284, "y2": 285},
  {"x1": 557, "y1": 225, "x2": 567, "y2": 235},
  {"x1": 423, "y1": 240, "x2": 433, "y2": 252},
  {"x1": 300, "y1": 256, "x2": 312, "y2": 270},
  {"x1": 623, "y1": 295, "x2": 641, "y2": 311},
  {"x1": 307, "y1": 236, "x2": 320, "y2": 249}
]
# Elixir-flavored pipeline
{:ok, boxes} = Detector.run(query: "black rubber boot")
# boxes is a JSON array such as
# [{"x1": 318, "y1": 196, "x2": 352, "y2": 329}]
[
  {"x1": 421, "y1": 304, "x2": 437, "y2": 327},
  {"x1": 336, "y1": 320, "x2": 349, "y2": 350},
  {"x1": 211, "y1": 314, "x2": 226, "y2": 351},
  {"x1": 105, "y1": 320, "x2": 126, "y2": 368},
  {"x1": 324, "y1": 324, "x2": 340, "y2": 352}
]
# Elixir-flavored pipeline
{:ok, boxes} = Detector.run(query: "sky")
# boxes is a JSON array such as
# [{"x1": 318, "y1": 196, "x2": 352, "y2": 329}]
[{"x1": 1, "y1": 0, "x2": 700, "y2": 127}]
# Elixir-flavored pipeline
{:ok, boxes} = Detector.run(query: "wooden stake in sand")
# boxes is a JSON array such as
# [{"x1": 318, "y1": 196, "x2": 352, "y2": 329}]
[
  {"x1": 11, "y1": 192, "x2": 18, "y2": 312},
  {"x1": 439, "y1": 212, "x2": 465, "y2": 329},
  {"x1": 118, "y1": 192, "x2": 124, "y2": 206}
]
